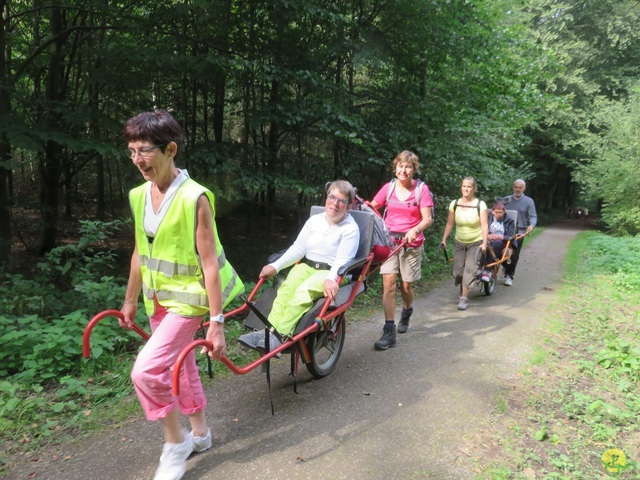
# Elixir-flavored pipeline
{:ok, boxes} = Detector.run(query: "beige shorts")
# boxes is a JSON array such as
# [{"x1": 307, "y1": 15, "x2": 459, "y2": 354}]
[{"x1": 380, "y1": 246, "x2": 423, "y2": 282}]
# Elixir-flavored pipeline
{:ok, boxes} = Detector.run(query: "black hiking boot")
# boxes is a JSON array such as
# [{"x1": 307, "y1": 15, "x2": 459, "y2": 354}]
[
  {"x1": 397, "y1": 307, "x2": 413, "y2": 334},
  {"x1": 374, "y1": 324, "x2": 397, "y2": 350}
]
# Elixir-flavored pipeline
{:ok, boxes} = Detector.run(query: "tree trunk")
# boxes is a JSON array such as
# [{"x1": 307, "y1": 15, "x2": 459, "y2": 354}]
[
  {"x1": 212, "y1": 0, "x2": 230, "y2": 144},
  {"x1": 0, "y1": 0, "x2": 12, "y2": 266},
  {"x1": 333, "y1": 54, "x2": 343, "y2": 178},
  {"x1": 36, "y1": 5, "x2": 64, "y2": 255},
  {"x1": 95, "y1": 153, "x2": 105, "y2": 220},
  {"x1": 266, "y1": 80, "x2": 280, "y2": 239}
]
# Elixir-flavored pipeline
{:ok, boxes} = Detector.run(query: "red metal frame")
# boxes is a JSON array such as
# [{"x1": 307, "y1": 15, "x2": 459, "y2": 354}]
[
  {"x1": 484, "y1": 231, "x2": 530, "y2": 271},
  {"x1": 82, "y1": 206, "x2": 407, "y2": 397},
  {"x1": 82, "y1": 310, "x2": 149, "y2": 359},
  {"x1": 170, "y1": 251, "x2": 376, "y2": 396},
  {"x1": 81, "y1": 250, "x2": 383, "y2": 395},
  {"x1": 82, "y1": 276, "x2": 270, "y2": 360}
]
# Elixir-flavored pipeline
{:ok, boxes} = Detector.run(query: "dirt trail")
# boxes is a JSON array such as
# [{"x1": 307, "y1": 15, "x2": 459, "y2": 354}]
[{"x1": 8, "y1": 220, "x2": 586, "y2": 480}]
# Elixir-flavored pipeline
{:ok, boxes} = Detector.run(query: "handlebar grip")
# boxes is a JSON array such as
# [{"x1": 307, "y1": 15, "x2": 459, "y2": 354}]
[{"x1": 83, "y1": 310, "x2": 150, "y2": 358}]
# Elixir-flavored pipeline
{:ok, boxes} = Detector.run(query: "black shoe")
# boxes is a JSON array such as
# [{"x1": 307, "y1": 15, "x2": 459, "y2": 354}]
[
  {"x1": 374, "y1": 324, "x2": 397, "y2": 350},
  {"x1": 397, "y1": 307, "x2": 413, "y2": 334}
]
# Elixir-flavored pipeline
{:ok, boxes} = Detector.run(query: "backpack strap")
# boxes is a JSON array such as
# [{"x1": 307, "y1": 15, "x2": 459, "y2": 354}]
[
  {"x1": 453, "y1": 198, "x2": 480, "y2": 215},
  {"x1": 415, "y1": 180, "x2": 423, "y2": 205},
  {"x1": 386, "y1": 179, "x2": 434, "y2": 226},
  {"x1": 385, "y1": 179, "x2": 397, "y2": 205},
  {"x1": 386, "y1": 178, "x2": 424, "y2": 205}
]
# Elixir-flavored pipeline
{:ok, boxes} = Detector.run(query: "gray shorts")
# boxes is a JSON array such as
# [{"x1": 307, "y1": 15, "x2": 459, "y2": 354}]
[{"x1": 380, "y1": 245, "x2": 423, "y2": 282}]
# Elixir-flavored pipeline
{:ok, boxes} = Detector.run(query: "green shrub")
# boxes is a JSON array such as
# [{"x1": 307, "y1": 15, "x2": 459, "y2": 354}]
[
  {"x1": 0, "y1": 219, "x2": 145, "y2": 383},
  {"x1": 0, "y1": 310, "x2": 145, "y2": 382}
]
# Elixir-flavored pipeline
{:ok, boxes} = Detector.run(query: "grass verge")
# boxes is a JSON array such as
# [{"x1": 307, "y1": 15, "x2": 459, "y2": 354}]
[{"x1": 473, "y1": 231, "x2": 640, "y2": 479}]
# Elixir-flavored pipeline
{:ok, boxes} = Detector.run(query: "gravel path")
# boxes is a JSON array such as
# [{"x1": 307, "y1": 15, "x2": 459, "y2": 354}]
[{"x1": 8, "y1": 220, "x2": 585, "y2": 480}]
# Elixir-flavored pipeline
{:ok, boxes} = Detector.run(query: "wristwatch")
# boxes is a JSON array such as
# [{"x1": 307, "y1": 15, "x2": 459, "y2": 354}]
[{"x1": 211, "y1": 313, "x2": 225, "y2": 324}]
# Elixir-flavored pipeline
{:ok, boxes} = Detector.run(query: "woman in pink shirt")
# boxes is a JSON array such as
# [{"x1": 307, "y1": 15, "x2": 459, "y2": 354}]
[{"x1": 369, "y1": 151, "x2": 434, "y2": 350}]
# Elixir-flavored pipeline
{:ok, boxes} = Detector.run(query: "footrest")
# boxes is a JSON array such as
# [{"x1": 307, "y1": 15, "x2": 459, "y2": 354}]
[{"x1": 242, "y1": 287, "x2": 278, "y2": 331}]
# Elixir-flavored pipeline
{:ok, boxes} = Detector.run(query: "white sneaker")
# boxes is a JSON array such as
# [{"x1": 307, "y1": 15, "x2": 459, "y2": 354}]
[
  {"x1": 191, "y1": 428, "x2": 212, "y2": 453},
  {"x1": 153, "y1": 429, "x2": 194, "y2": 480},
  {"x1": 505, "y1": 276, "x2": 513, "y2": 286},
  {"x1": 457, "y1": 296, "x2": 468, "y2": 311}
]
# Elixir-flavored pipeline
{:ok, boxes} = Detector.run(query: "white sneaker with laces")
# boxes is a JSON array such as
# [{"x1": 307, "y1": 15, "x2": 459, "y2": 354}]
[
  {"x1": 505, "y1": 276, "x2": 513, "y2": 286},
  {"x1": 191, "y1": 428, "x2": 212, "y2": 453},
  {"x1": 153, "y1": 429, "x2": 194, "y2": 480},
  {"x1": 481, "y1": 271, "x2": 491, "y2": 283}
]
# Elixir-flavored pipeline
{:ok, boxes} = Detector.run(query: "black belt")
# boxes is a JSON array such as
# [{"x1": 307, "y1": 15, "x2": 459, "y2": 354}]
[{"x1": 302, "y1": 258, "x2": 332, "y2": 270}]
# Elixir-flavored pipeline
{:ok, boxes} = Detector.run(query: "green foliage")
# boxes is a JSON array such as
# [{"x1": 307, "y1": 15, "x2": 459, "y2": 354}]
[
  {"x1": 477, "y1": 231, "x2": 640, "y2": 478},
  {"x1": 5, "y1": 0, "x2": 640, "y2": 261},
  {"x1": 0, "y1": 219, "x2": 142, "y2": 382},
  {"x1": 572, "y1": 233, "x2": 640, "y2": 290},
  {"x1": 0, "y1": 361, "x2": 140, "y2": 459},
  {"x1": 510, "y1": 0, "x2": 640, "y2": 212},
  {"x1": 0, "y1": 223, "x2": 145, "y2": 459},
  {"x1": 36, "y1": 220, "x2": 125, "y2": 289},
  {"x1": 1, "y1": 220, "x2": 129, "y2": 319},
  {"x1": 5, "y1": 0, "x2": 553, "y2": 246},
  {"x1": 575, "y1": 86, "x2": 640, "y2": 235}
]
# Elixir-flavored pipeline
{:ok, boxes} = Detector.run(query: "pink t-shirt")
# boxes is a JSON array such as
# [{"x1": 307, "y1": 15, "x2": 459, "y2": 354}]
[{"x1": 373, "y1": 180, "x2": 433, "y2": 246}]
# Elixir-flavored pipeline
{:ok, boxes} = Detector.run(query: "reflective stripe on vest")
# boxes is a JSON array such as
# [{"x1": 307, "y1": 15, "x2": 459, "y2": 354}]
[
  {"x1": 139, "y1": 248, "x2": 226, "y2": 278},
  {"x1": 140, "y1": 263, "x2": 241, "y2": 307}
]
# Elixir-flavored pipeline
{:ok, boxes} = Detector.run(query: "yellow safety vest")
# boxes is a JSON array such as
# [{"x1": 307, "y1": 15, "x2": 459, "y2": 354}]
[{"x1": 129, "y1": 179, "x2": 244, "y2": 317}]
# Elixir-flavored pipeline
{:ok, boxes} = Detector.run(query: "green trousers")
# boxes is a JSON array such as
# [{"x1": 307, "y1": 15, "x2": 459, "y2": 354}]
[{"x1": 269, "y1": 263, "x2": 329, "y2": 336}]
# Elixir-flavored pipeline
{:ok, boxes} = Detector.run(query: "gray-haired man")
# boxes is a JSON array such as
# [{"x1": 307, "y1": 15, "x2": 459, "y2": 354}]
[{"x1": 497, "y1": 179, "x2": 537, "y2": 286}]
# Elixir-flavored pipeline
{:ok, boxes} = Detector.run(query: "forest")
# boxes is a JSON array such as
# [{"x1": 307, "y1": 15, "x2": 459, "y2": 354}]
[
  {"x1": 1, "y1": 0, "x2": 639, "y2": 270},
  {"x1": 1, "y1": 0, "x2": 640, "y2": 474}
]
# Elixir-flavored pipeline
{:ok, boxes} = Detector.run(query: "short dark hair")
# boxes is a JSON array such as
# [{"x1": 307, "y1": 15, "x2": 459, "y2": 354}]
[{"x1": 124, "y1": 110, "x2": 183, "y2": 157}]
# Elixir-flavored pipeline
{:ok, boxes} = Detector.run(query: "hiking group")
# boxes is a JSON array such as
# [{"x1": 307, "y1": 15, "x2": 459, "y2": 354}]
[{"x1": 117, "y1": 109, "x2": 536, "y2": 480}]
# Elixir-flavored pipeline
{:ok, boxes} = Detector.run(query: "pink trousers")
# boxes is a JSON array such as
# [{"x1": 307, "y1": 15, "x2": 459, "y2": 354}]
[{"x1": 131, "y1": 304, "x2": 207, "y2": 421}]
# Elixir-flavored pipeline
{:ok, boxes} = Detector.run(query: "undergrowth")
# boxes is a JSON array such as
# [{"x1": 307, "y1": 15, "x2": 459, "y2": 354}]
[{"x1": 476, "y1": 231, "x2": 640, "y2": 479}]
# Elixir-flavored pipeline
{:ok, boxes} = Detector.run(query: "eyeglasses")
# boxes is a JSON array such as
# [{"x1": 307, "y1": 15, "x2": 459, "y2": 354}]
[
  {"x1": 125, "y1": 144, "x2": 165, "y2": 159},
  {"x1": 327, "y1": 193, "x2": 349, "y2": 207}
]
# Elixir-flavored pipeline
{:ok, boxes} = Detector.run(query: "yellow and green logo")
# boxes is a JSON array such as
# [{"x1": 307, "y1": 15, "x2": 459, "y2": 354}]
[{"x1": 602, "y1": 448, "x2": 627, "y2": 477}]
